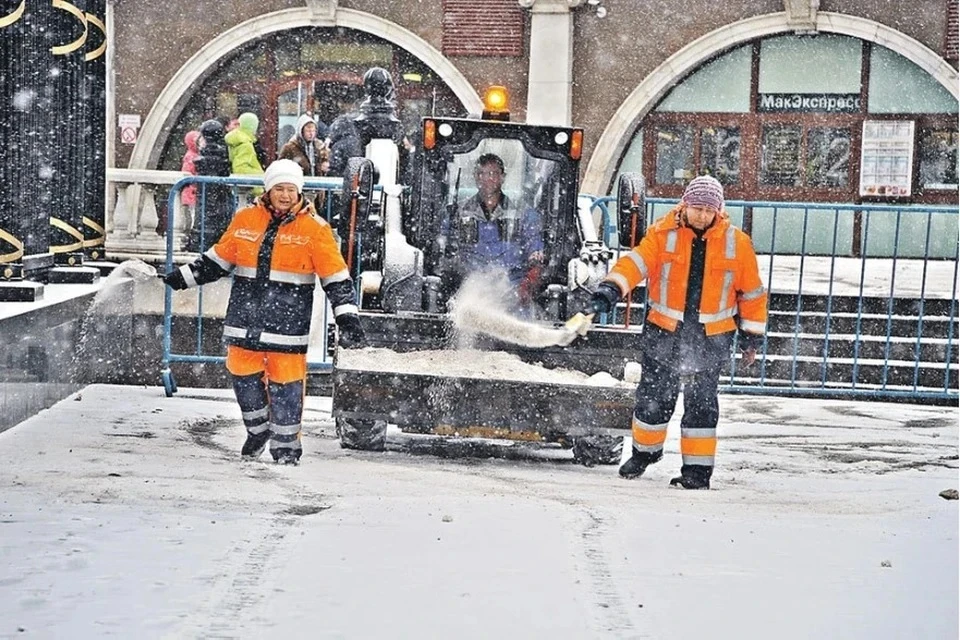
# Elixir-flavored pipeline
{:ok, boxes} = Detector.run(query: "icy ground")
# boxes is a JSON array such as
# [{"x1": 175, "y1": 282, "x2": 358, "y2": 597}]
[{"x1": 0, "y1": 385, "x2": 957, "y2": 639}]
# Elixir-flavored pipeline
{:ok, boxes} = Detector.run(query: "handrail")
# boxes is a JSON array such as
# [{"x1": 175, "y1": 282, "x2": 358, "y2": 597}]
[
  {"x1": 150, "y1": 175, "x2": 957, "y2": 402},
  {"x1": 581, "y1": 193, "x2": 958, "y2": 403},
  {"x1": 584, "y1": 193, "x2": 959, "y2": 213}
]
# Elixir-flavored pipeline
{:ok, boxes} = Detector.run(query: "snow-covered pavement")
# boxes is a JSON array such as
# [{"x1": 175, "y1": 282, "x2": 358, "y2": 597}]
[{"x1": 0, "y1": 385, "x2": 957, "y2": 639}]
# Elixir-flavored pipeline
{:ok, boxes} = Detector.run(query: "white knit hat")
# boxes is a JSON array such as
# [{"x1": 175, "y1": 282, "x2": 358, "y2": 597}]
[{"x1": 263, "y1": 159, "x2": 304, "y2": 193}]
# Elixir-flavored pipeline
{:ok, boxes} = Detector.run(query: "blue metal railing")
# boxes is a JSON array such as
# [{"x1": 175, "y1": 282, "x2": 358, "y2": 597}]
[
  {"x1": 160, "y1": 179, "x2": 957, "y2": 403},
  {"x1": 587, "y1": 196, "x2": 959, "y2": 403},
  {"x1": 161, "y1": 175, "x2": 349, "y2": 396}
]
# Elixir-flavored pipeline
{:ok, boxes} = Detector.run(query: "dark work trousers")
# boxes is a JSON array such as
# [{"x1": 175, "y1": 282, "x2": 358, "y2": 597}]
[
  {"x1": 628, "y1": 228, "x2": 722, "y2": 481},
  {"x1": 233, "y1": 372, "x2": 271, "y2": 439},
  {"x1": 232, "y1": 373, "x2": 305, "y2": 460},
  {"x1": 631, "y1": 351, "x2": 722, "y2": 482},
  {"x1": 267, "y1": 380, "x2": 305, "y2": 460}
]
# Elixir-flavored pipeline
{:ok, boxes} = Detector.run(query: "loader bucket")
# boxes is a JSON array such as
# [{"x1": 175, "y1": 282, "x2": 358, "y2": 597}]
[{"x1": 330, "y1": 312, "x2": 641, "y2": 463}]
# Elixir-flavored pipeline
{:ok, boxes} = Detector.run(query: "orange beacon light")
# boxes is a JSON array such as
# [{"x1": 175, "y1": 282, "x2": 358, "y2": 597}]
[{"x1": 481, "y1": 85, "x2": 510, "y2": 121}]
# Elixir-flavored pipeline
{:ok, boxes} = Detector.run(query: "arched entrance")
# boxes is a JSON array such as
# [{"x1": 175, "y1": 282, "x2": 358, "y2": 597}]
[
  {"x1": 127, "y1": 8, "x2": 483, "y2": 171},
  {"x1": 155, "y1": 26, "x2": 466, "y2": 170},
  {"x1": 583, "y1": 12, "x2": 959, "y2": 199}
]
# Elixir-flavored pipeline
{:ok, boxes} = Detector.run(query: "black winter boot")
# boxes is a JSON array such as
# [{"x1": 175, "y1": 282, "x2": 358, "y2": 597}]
[
  {"x1": 619, "y1": 450, "x2": 663, "y2": 479},
  {"x1": 241, "y1": 431, "x2": 270, "y2": 460},
  {"x1": 273, "y1": 451, "x2": 301, "y2": 466},
  {"x1": 669, "y1": 470, "x2": 711, "y2": 490},
  {"x1": 619, "y1": 455, "x2": 649, "y2": 479}
]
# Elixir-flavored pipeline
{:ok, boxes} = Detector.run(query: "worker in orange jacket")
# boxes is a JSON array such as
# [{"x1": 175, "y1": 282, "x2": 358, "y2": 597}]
[
  {"x1": 163, "y1": 159, "x2": 364, "y2": 465},
  {"x1": 579, "y1": 175, "x2": 767, "y2": 489}
]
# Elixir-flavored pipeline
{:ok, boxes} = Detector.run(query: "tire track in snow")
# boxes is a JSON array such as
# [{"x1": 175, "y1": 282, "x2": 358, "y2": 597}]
[
  {"x1": 448, "y1": 464, "x2": 643, "y2": 637},
  {"x1": 174, "y1": 417, "x2": 332, "y2": 637},
  {"x1": 173, "y1": 514, "x2": 298, "y2": 639},
  {"x1": 573, "y1": 506, "x2": 646, "y2": 638}
]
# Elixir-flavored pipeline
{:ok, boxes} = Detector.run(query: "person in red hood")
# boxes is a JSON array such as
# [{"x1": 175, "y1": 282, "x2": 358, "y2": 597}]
[
  {"x1": 162, "y1": 159, "x2": 364, "y2": 465},
  {"x1": 180, "y1": 130, "x2": 201, "y2": 212}
]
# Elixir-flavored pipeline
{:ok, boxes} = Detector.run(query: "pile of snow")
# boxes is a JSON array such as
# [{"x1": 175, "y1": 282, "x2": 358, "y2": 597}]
[{"x1": 338, "y1": 345, "x2": 633, "y2": 388}]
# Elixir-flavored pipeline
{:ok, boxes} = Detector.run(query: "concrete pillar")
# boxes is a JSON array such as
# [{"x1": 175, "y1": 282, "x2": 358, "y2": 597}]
[{"x1": 519, "y1": 0, "x2": 583, "y2": 126}]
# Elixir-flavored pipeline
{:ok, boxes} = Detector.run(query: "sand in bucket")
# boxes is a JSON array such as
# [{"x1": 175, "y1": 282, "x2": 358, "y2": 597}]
[{"x1": 448, "y1": 269, "x2": 577, "y2": 349}]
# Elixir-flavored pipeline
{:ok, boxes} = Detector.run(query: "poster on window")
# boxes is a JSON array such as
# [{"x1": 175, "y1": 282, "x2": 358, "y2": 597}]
[{"x1": 859, "y1": 120, "x2": 914, "y2": 197}]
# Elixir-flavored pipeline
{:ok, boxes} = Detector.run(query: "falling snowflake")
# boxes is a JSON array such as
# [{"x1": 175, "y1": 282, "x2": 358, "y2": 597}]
[{"x1": 13, "y1": 89, "x2": 37, "y2": 111}]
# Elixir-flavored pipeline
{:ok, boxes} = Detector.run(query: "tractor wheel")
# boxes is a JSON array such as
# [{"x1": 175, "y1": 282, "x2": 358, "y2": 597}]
[
  {"x1": 336, "y1": 416, "x2": 387, "y2": 451},
  {"x1": 616, "y1": 172, "x2": 646, "y2": 249},
  {"x1": 572, "y1": 434, "x2": 624, "y2": 467}
]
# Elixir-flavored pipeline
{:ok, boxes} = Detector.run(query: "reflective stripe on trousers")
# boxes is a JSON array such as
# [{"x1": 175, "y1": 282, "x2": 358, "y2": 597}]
[
  {"x1": 631, "y1": 416, "x2": 668, "y2": 456},
  {"x1": 232, "y1": 372, "x2": 270, "y2": 436},
  {"x1": 268, "y1": 380, "x2": 304, "y2": 456},
  {"x1": 680, "y1": 427, "x2": 717, "y2": 467}
]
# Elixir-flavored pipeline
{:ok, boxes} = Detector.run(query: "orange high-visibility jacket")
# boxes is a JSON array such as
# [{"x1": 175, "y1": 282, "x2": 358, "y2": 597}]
[
  {"x1": 603, "y1": 207, "x2": 767, "y2": 337},
  {"x1": 178, "y1": 197, "x2": 357, "y2": 353}
]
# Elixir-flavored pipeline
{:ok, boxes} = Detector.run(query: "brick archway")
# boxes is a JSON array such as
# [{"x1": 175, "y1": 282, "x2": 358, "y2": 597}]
[
  {"x1": 127, "y1": 7, "x2": 483, "y2": 170},
  {"x1": 582, "y1": 12, "x2": 960, "y2": 195}
]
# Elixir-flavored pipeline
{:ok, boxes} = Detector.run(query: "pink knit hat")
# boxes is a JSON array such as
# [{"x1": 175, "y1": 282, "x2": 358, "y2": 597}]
[{"x1": 682, "y1": 175, "x2": 724, "y2": 212}]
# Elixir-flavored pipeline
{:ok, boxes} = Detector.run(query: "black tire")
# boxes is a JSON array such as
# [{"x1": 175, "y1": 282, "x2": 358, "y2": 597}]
[
  {"x1": 337, "y1": 157, "x2": 377, "y2": 264},
  {"x1": 616, "y1": 172, "x2": 646, "y2": 249},
  {"x1": 336, "y1": 416, "x2": 387, "y2": 451},
  {"x1": 572, "y1": 434, "x2": 624, "y2": 467}
]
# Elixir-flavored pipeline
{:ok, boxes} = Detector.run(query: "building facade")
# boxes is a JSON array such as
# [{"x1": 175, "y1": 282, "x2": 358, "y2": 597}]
[{"x1": 110, "y1": 0, "x2": 958, "y2": 203}]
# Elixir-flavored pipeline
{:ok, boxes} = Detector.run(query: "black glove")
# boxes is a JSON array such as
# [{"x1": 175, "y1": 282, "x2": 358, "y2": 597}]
[
  {"x1": 582, "y1": 282, "x2": 621, "y2": 316},
  {"x1": 738, "y1": 330, "x2": 761, "y2": 367},
  {"x1": 737, "y1": 330, "x2": 761, "y2": 352},
  {"x1": 336, "y1": 314, "x2": 365, "y2": 349},
  {"x1": 162, "y1": 268, "x2": 189, "y2": 290}
]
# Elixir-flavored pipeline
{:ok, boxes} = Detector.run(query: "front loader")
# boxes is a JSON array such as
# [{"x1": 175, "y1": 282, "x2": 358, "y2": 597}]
[{"x1": 328, "y1": 83, "x2": 647, "y2": 464}]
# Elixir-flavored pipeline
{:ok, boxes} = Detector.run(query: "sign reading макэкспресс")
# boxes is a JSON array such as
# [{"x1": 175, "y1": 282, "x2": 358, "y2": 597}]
[{"x1": 757, "y1": 93, "x2": 862, "y2": 113}]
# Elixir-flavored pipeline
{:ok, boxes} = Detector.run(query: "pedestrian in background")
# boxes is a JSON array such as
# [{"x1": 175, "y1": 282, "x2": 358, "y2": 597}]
[
  {"x1": 280, "y1": 113, "x2": 330, "y2": 178},
  {"x1": 577, "y1": 175, "x2": 767, "y2": 489},
  {"x1": 179, "y1": 130, "x2": 201, "y2": 229},
  {"x1": 280, "y1": 113, "x2": 331, "y2": 215},
  {"x1": 225, "y1": 112, "x2": 264, "y2": 202},
  {"x1": 162, "y1": 159, "x2": 365, "y2": 465},
  {"x1": 188, "y1": 119, "x2": 234, "y2": 251},
  {"x1": 325, "y1": 114, "x2": 363, "y2": 179}
]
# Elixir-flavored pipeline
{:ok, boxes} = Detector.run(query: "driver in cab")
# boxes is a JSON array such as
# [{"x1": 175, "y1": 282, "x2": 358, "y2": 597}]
[{"x1": 456, "y1": 153, "x2": 544, "y2": 298}]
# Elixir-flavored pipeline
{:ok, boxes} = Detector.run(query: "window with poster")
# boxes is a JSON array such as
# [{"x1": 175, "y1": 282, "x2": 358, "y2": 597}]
[
  {"x1": 859, "y1": 120, "x2": 914, "y2": 198},
  {"x1": 624, "y1": 35, "x2": 957, "y2": 206},
  {"x1": 759, "y1": 123, "x2": 852, "y2": 189},
  {"x1": 918, "y1": 128, "x2": 958, "y2": 191}
]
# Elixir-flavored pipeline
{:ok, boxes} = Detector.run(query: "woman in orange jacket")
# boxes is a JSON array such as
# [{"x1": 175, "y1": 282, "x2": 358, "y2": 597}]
[
  {"x1": 581, "y1": 175, "x2": 767, "y2": 489},
  {"x1": 163, "y1": 159, "x2": 364, "y2": 465}
]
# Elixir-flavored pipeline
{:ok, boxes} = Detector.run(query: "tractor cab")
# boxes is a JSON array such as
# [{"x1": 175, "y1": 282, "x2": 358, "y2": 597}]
[
  {"x1": 402, "y1": 116, "x2": 586, "y2": 316},
  {"x1": 334, "y1": 81, "x2": 618, "y2": 321}
]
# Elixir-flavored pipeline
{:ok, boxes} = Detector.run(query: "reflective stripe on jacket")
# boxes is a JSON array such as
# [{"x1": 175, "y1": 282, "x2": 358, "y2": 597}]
[
  {"x1": 182, "y1": 197, "x2": 356, "y2": 353},
  {"x1": 603, "y1": 206, "x2": 767, "y2": 337}
]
